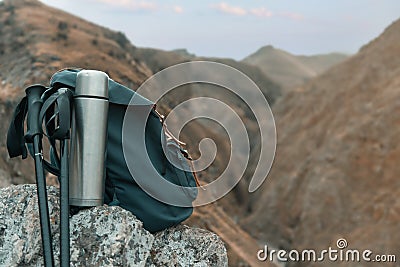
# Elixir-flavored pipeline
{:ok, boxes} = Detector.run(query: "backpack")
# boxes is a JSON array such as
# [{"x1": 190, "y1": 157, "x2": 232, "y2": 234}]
[{"x1": 7, "y1": 68, "x2": 198, "y2": 232}]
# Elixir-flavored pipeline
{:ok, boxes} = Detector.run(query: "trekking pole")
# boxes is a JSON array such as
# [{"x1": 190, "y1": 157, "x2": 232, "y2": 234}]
[
  {"x1": 25, "y1": 85, "x2": 55, "y2": 267},
  {"x1": 60, "y1": 138, "x2": 69, "y2": 267},
  {"x1": 56, "y1": 89, "x2": 73, "y2": 267},
  {"x1": 39, "y1": 87, "x2": 74, "y2": 267}
]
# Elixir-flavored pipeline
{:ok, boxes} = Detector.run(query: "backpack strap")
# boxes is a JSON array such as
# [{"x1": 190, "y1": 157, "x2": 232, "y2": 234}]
[
  {"x1": 6, "y1": 86, "x2": 73, "y2": 176},
  {"x1": 39, "y1": 88, "x2": 73, "y2": 140},
  {"x1": 7, "y1": 96, "x2": 29, "y2": 159},
  {"x1": 39, "y1": 88, "x2": 74, "y2": 176}
]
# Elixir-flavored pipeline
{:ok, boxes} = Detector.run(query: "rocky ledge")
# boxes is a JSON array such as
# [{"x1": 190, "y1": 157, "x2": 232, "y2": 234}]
[{"x1": 0, "y1": 184, "x2": 228, "y2": 266}]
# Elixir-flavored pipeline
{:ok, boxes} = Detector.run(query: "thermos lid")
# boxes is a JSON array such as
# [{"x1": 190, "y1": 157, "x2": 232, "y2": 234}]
[{"x1": 75, "y1": 70, "x2": 109, "y2": 99}]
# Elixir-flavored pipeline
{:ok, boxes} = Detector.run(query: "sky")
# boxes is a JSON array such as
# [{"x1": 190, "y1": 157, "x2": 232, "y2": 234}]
[{"x1": 39, "y1": 0, "x2": 400, "y2": 60}]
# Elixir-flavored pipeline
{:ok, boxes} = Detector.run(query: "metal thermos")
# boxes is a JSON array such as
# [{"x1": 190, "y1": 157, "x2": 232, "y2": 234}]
[{"x1": 69, "y1": 70, "x2": 109, "y2": 206}]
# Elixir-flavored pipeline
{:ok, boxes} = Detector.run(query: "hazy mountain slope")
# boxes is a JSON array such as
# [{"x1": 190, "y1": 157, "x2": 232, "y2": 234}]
[
  {"x1": 133, "y1": 47, "x2": 281, "y2": 105},
  {"x1": 244, "y1": 19, "x2": 400, "y2": 266},
  {"x1": 297, "y1": 52, "x2": 348, "y2": 72},
  {"x1": 243, "y1": 45, "x2": 348, "y2": 89}
]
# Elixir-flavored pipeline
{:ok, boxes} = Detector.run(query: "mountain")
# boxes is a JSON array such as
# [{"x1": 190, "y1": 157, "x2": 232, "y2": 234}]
[
  {"x1": 132, "y1": 47, "x2": 281, "y2": 104},
  {"x1": 3, "y1": 1, "x2": 398, "y2": 266},
  {"x1": 243, "y1": 19, "x2": 400, "y2": 266},
  {"x1": 0, "y1": 0, "x2": 152, "y2": 91},
  {"x1": 243, "y1": 45, "x2": 348, "y2": 89},
  {"x1": 0, "y1": 0, "x2": 281, "y2": 265},
  {"x1": 0, "y1": 0, "x2": 153, "y2": 184},
  {"x1": 171, "y1": 48, "x2": 196, "y2": 58}
]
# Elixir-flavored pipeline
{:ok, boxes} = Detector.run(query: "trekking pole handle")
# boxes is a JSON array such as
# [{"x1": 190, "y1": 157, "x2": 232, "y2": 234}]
[{"x1": 25, "y1": 85, "x2": 46, "y2": 143}]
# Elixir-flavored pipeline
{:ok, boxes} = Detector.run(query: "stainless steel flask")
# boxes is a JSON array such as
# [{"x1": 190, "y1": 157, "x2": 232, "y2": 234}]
[{"x1": 69, "y1": 70, "x2": 109, "y2": 206}]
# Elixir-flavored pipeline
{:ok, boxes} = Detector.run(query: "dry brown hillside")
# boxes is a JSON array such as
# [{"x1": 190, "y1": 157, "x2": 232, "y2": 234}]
[
  {"x1": 244, "y1": 19, "x2": 400, "y2": 266},
  {"x1": 243, "y1": 45, "x2": 348, "y2": 89},
  {"x1": 0, "y1": 0, "x2": 152, "y2": 92}
]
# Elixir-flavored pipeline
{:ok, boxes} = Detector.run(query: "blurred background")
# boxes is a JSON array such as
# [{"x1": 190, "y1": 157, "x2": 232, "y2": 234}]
[{"x1": 0, "y1": 0, "x2": 399, "y2": 266}]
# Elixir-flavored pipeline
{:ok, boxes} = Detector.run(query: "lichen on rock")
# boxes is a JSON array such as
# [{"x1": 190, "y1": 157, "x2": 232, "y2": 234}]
[{"x1": 147, "y1": 225, "x2": 228, "y2": 267}]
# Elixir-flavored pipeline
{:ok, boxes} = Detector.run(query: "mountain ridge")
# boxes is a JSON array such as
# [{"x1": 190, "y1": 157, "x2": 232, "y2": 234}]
[{"x1": 243, "y1": 44, "x2": 348, "y2": 89}]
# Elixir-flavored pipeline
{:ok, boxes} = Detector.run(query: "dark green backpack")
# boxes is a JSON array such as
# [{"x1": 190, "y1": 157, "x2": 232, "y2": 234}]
[{"x1": 7, "y1": 69, "x2": 198, "y2": 232}]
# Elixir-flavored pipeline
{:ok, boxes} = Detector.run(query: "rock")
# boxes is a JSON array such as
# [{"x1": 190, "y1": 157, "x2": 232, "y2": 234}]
[
  {"x1": 69, "y1": 206, "x2": 153, "y2": 266},
  {"x1": 0, "y1": 184, "x2": 153, "y2": 266},
  {"x1": 0, "y1": 184, "x2": 61, "y2": 266},
  {"x1": 147, "y1": 225, "x2": 228, "y2": 267},
  {"x1": 0, "y1": 184, "x2": 228, "y2": 266}
]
